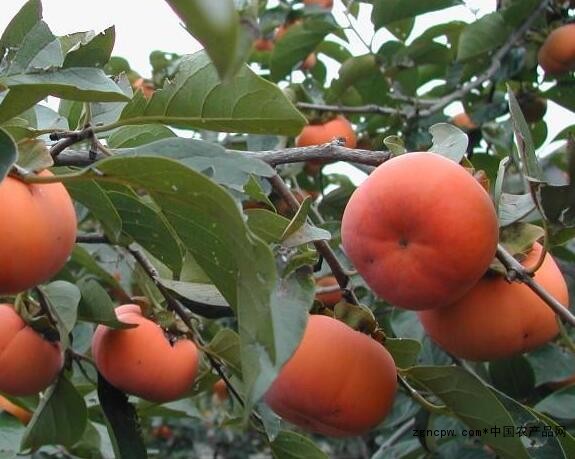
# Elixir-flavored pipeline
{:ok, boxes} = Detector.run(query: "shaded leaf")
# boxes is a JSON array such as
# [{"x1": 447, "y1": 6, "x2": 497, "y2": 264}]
[
  {"x1": 40, "y1": 281, "x2": 81, "y2": 348},
  {"x1": 371, "y1": 0, "x2": 461, "y2": 28},
  {"x1": 457, "y1": 12, "x2": 510, "y2": 61},
  {"x1": 0, "y1": 127, "x2": 18, "y2": 182},
  {"x1": 270, "y1": 430, "x2": 328, "y2": 459},
  {"x1": 62, "y1": 26, "x2": 115, "y2": 68},
  {"x1": 77, "y1": 279, "x2": 134, "y2": 328},
  {"x1": 385, "y1": 338, "x2": 421, "y2": 368}
]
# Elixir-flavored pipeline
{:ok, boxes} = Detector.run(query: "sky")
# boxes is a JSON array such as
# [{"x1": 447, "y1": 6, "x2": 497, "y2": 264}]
[{"x1": 1, "y1": 0, "x2": 573, "y2": 182}]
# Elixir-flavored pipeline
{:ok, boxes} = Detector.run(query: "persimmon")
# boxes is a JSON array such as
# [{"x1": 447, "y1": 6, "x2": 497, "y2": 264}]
[
  {"x1": 314, "y1": 276, "x2": 342, "y2": 306},
  {"x1": 538, "y1": 24, "x2": 575, "y2": 74},
  {"x1": 341, "y1": 152, "x2": 498, "y2": 310},
  {"x1": 0, "y1": 304, "x2": 62, "y2": 396},
  {"x1": 296, "y1": 116, "x2": 357, "y2": 149},
  {"x1": 304, "y1": 0, "x2": 333, "y2": 9},
  {"x1": 0, "y1": 171, "x2": 76, "y2": 295},
  {"x1": 92, "y1": 304, "x2": 200, "y2": 403},
  {"x1": 452, "y1": 112, "x2": 478, "y2": 130},
  {"x1": 275, "y1": 189, "x2": 317, "y2": 216},
  {"x1": 254, "y1": 38, "x2": 274, "y2": 52},
  {"x1": 418, "y1": 243, "x2": 569, "y2": 361},
  {"x1": 132, "y1": 77, "x2": 154, "y2": 99},
  {"x1": 213, "y1": 378, "x2": 228, "y2": 402},
  {"x1": 301, "y1": 52, "x2": 317, "y2": 70},
  {"x1": 264, "y1": 315, "x2": 397, "y2": 437},
  {"x1": 0, "y1": 395, "x2": 32, "y2": 424}
]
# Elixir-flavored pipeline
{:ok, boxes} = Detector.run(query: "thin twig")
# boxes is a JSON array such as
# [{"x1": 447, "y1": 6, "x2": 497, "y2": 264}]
[
  {"x1": 496, "y1": 244, "x2": 575, "y2": 326},
  {"x1": 297, "y1": 101, "x2": 401, "y2": 117},
  {"x1": 414, "y1": 0, "x2": 551, "y2": 119},
  {"x1": 378, "y1": 419, "x2": 416, "y2": 451},
  {"x1": 268, "y1": 174, "x2": 360, "y2": 305}
]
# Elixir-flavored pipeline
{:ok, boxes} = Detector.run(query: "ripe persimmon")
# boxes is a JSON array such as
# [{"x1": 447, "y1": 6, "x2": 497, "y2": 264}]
[
  {"x1": 0, "y1": 304, "x2": 62, "y2": 396},
  {"x1": 264, "y1": 315, "x2": 397, "y2": 437},
  {"x1": 254, "y1": 38, "x2": 274, "y2": 52},
  {"x1": 301, "y1": 52, "x2": 317, "y2": 70},
  {"x1": 0, "y1": 395, "x2": 32, "y2": 424},
  {"x1": 92, "y1": 304, "x2": 200, "y2": 403},
  {"x1": 314, "y1": 276, "x2": 342, "y2": 306},
  {"x1": 452, "y1": 112, "x2": 478, "y2": 130},
  {"x1": 418, "y1": 243, "x2": 569, "y2": 361},
  {"x1": 341, "y1": 152, "x2": 498, "y2": 310},
  {"x1": 132, "y1": 78, "x2": 154, "y2": 99},
  {"x1": 0, "y1": 171, "x2": 76, "y2": 295},
  {"x1": 304, "y1": 0, "x2": 333, "y2": 9},
  {"x1": 538, "y1": 24, "x2": 575, "y2": 74},
  {"x1": 296, "y1": 116, "x2": 357, "y2": 149}
]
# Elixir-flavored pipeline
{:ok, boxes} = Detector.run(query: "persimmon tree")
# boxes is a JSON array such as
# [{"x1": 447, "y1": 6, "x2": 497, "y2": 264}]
[{"x1": 0, "y1": 0, "x2": 574, "y2": 458}]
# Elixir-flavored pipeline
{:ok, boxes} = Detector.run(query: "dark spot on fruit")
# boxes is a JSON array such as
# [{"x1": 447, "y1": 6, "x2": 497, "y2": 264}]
[{"x1": 398, "y1": 237, "x2": 409, "y2": 248}]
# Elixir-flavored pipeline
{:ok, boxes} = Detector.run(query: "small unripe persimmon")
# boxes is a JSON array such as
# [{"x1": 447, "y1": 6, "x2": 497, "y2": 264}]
[
  {"x1": 418, "y1": 243, "x2": 569, "y2": 361},
  {"x1": 92, "y1": 305, "x2": 200, "y2": 403},
  {"x1": 538, "y1": 24, "x2": 575, "y2": 75},
  {"x1": 301, "y1": 53, "x2": 317, "y2": 70},
  {"x1": 264, "y1": 315, "x2": 397, "y2": 437},
  {"x1": 213, "y1": 378, "x2": 228, "y2": 402},
  {"x1": 0, "y1": 304, "x2": 62, "y2": 396},
  {"x1": 341, "y1": 152, "x2": 498, "y2": 310},
  {"x1": 0, "y1": 171, "x2": 77, "y2": 295},
  {"x1": 315, "y1": 276, "x2": 342, "y2": 306}
]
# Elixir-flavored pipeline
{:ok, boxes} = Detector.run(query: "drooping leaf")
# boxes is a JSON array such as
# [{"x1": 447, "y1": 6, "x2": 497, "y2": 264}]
[
  {"x1": 0, "y1": 0, "x2": 42, "y2": 59},
  {"x1": 119, "y1": 51, "x2": 306, "y2": 136},
  {"x1": 62, "y1": 26, "x2": 115, "y2": 68},
  {"x1": 21, "y1": 375, "x2": 88, "y2": 450},
  {"x1": 0, "y1": 127, "x2": 18, "y2": 182},
  {"x1": 404, "y1": 366, "x2": 530, "y2": 458},
  {"x1": 165, "y1": 0, "x2": 252, "y2": 81},
  {"x1": 39, "y1": 281, "x2": 81, "y2": 349},
  {"x1": 77, "y1": 279, "x2": 134, "y2": 328}
]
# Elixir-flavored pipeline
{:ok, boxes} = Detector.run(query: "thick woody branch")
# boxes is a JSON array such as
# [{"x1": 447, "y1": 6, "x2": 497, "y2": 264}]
[
  {"x1": 53, "y1": 142, "x2": 391, "y2": 168},
  {"x1": 496, "y1": 244, "x2": 575, "y2": 326}
]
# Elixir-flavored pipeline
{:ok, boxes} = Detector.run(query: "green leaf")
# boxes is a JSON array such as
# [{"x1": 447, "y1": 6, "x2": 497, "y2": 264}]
[
  {"x1": 206, "y1": 328, "x2": 242, "y2": 376},
  {"x1": 498, "y1": 193, "x2": 536, "y2": 227},
  {"x1": 535, "y1": 386, "x2": 575, "y2": 421},
  {"x1": 116, "y1": 137, "x2": 275, "y2": 191},
  {"x1": 77, "y1": 279, "x2": 133, "y2": 328},
  {"x1": 371, "y1": 0, "x2": 462, "y2": 28},
  {"x1": 97, "y1": 373, "x2": 147, "y2": 459},
  {"x1": 525, "y1": 344, "x2": 575, "y2": 386},
  {"x1": 281, "y1": 197, "x2": 312, "y2": 241},
  {"x1": 107, "y1": 124, "x2": 175, "y2": 148},
  {"x1": 21, "y1": 375, "x2": 88, "y2": 450},
  {"x1": 489, "y1": 355, "x2": 535, "y2": 399},
  {"x1": 404, "y1": 366, "x2": 530, "y2": 458},
  {"x1": 428, "y1": 123, "x2": 468, "y2": 162},
  {"x1": 0, "y1": 128, "x2": 18, "y2": 182},
  {"x1": 385, "y1": 338, "x2": 421, "y2": 368},
  {"x1": 457, "y1": 12, "x2": 511, "y2": 61},
  {"x1": 40, "y1": 281, "x2": 81, "y2": 349},
  {"x1": 16, "y1": 138, "x2": 53, "y2": 171},
  {"x1": 546, "y1": 82, "x2": 575, "y2": 112},
  {"x1": 62, "y1": 26, "x2": 115, "y2": 68},
  {"x1": 159, "y1": 279, "x2": 232, "y2": 318},
  {"x1": 65, "y1": 180, "x2": 123, "y2": 242},
  {"x1": 270, "y1": 20, "x2": 337, "y2": 81},
  {"x1": 107, "y1": 191, "x2": 184, "y2": 276},
  {"x1": 494, "y1": 389, "x2": 568, "y2": 458},
  {"x1": 165, "y1": 0, "x2": 251, "y2": 81},
  {"x1": 121, "y1": 50, "x2": 306, "y2": 135},
  {"x1": 0, "y1": 0, "x2": 42, "y2": 59},
  {"x1": 6, "y1": 21, "x2": 63, "y2": 74},
  {"x1": 270, "y1": 430, "x2": 328, "y2": 459},
  {"x1": 507, "y1": 85, "x2": 543, "y2": 181}
]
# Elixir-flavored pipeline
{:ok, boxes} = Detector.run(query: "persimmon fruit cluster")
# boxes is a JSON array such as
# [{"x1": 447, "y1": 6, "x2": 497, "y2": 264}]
[
  {"x1": 92, "y1": 304, "x2": 200, "y2": 403},
  {"x1": 0, "y1": 171, "x2": 77, "y2": 295},
  {"x1": 341, "y1": 151, "x2": 499, "y2": 310},
  {"x1": 264, "y1": 315, "x2": 397, "y2": 437}
]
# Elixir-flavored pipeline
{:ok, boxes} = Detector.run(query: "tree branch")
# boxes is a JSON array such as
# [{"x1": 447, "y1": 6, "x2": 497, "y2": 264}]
[
  {"x1": 53, "y1": 141, "x2": 391, "y2": 168},
  {"x1": 415, "y1": 0, "x2": 551, "y2": 119},
  {"x1": 297, "y1": 101, "x2": 402, "y2": 117},
  {"x1": 496, "y1": 244, "x2": 575, "y2": 326}
]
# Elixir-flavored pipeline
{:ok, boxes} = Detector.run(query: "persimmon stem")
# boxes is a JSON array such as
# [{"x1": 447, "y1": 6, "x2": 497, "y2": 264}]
[
  {"x1": 496, "y1": 244, "x2": 575, "y2": 327},
  {"x1": 11, "y1": 169, "x2": 88, "y2": 184},
  {"x1": 398, "y1": 374, "x2": 448, "y2": 415}
]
